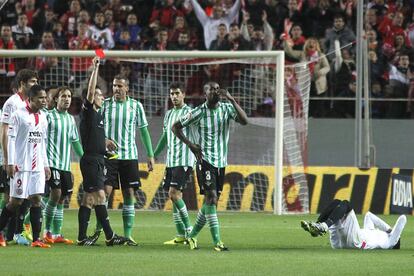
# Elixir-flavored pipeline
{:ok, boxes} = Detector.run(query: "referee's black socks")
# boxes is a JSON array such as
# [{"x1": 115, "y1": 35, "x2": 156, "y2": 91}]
[
  {"x1": 78, "y1": 206, "x2": 91, "y2": 241},
  {"x1": 95, "y1": 205, "x2": 113, "y2": 240}
]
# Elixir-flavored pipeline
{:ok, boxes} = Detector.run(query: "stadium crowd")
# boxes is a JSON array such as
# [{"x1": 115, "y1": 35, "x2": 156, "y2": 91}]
[{"x1": 0, "y1": 0, "x2": 413, "y2": 118}]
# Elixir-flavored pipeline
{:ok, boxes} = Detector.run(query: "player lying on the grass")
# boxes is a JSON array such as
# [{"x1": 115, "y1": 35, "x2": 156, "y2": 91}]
[
  {"x1": 153, "y1": 83, "x2": 195, "y2": 245},
  {"x1": 172, "y1": 81, "x2": 248, "y2": 252},
  {"x1": 301, "y1": 199, "x2": 406, "y2": 249},
  {"x1": 43, "y1": 86, "x2": 84, "y2": 245},
  {"x1": 77, "y1": 57, "x2": 129, "y2": 246},
  {"x1": 0, "y1": 84, "x2": 51, "y2": 248}
]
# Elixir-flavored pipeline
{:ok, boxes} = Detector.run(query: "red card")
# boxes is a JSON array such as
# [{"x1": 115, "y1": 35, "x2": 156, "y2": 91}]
[{"x1": 95, "y1": 48, "x2": 105, "y2": 58}]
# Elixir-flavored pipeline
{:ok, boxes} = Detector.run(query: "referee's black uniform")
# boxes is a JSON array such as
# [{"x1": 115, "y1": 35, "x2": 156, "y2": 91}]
[{"x1": 79, "y1": 99, "x2": 106, "y2": 193}]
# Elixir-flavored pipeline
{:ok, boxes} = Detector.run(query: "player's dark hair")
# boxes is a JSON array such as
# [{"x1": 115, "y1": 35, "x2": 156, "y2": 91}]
[
  {"x1": 169, "y1": 82, "x2": 184, "y2": 92},
  {"x1": 114, "y1": 74, "x2": 130, "y2": 86},
  {"x1": 28, "y1": 84, "x2": 45, "y2": 99},
  {"x1": 15, "y1": 69, "x2": 38, "y2": 89},
  {"x1": 56, "y1": 86, "x2": 73, "y2": 98},
  {"x1": 81, "y1": 86, "x2": 101, "y2": 101}
]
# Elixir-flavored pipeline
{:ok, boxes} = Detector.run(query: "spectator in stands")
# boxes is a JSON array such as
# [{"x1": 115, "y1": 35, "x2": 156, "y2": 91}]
[
  {"x1": 0, "y1": 0, "x2": 19, "y2": 26},
  {"x1": 367, "y1": 29, "x2": 381, "y2": 53},
  {"x1": 168, "y1": 15, "x2": 189, "y2": 44},
  {"x1": 115, "y1": 13, "x2": 141, "y2": 44},
  {"x1": 241, "y1": 11, "x2": 274, "y2": 51},
  {"x1": 114, "y1": 28, "x2": 139, "y2": 50},
  {"x1": 89, "y1": 11, "x2": 115, "y2": 50},
  {"x1": 378, "y1": 11, "x2": 409, "y2": 48},
  {"x1": 243, "y1": 0, "x2": 269, "y2": 26},
  {"x1": 368, "y1": 50, "x2": 385, "y2": 84},
  {"x1": 277, "y1": 0, "x2": 306, "y2": 40},
  {"x1": 325, "y1": 13, "x2": 356, "y2": 60},
  {"x1": 78, "y1": 9, "x2": 91, "y2": 25},
  {"x1": 23, "y1": 0, "x2": 45, "y2": 36},
  {"x1": 104, "y1": 9, "x2": 117, "y2": 33},
  {"x1": 371, "y1": 80, "x2": 386, "y2": 118},
  {"x1": 284, "y1": 37, "x2": 330, "y2": 117},
  {"x1": 52, "y1": 21, "x2": 68, "y2": 49},
  {"x1": 150, "y1": 0, "x2": 184, "y2": 29},
  {"x1": 284, "y1": 23, "x2": 306, "y2": 62},
  {"x1": 12, "y1": 14, "x2": 35, "y2": 49},
  {"x1": 0, "y1": 24, "x2": 16, "y2": 77},
  {"x1": 241, "y1": 11, "x2": 254, "y2": 40},
  {"x1": 149, "y1": 27, "x2": 169, "y2": 51},
  {"x1": 386, "y1": 51, "x2": 411, "y2": 118},
  {"x1": 59, "y1": 0, "x2": 82, "y2": 39},
  {"x1": 38, "y1": 56, "x2": 70, "y2": 89},
  {"x1": 209, "y1": 23, "x2": 230, "y2": 50},
  {"x1": 190, "y1": 0, "x2": 241, "y2": 49},
  {"x1": 368, "y1": 0, "x2": 388, "y2": 17},
  {"x1": 69, "y1": 22, "x2": 97, "y2": 85},
  {"x1": 42, "y1": 9, "x2": 57, "y2": 33},
  {"x1": 334, "y1": 73, "x2": 356, "y2": 118},
  {"x1": 167, "y1": 31, "x2": 193, "y2": 50},
  {"x1": 228, "y1": 23, "x2": 252, "y2": 51},
  {"x1": 365, "y1": 8, "x2": 379, "y2": 32},
  {"x1": 101, "y1": 0, "x2": 131, "y2": 23},
  {"x1": 34, "y1": 31, "x2": 57, "y2": 71},
  {"x1": 305, "y1": 0, "x2": 338, "y2": 39}
]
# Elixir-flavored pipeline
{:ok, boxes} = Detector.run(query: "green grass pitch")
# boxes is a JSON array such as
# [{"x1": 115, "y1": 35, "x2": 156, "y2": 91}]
[{"x1": 1, "y1": 210, "x2": 414, "y2": 275}]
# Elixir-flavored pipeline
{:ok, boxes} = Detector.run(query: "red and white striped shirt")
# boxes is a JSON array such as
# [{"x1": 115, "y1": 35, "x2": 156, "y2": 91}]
[{"x1": 7, "y1": 106, "x2": 48, "y2": 172}]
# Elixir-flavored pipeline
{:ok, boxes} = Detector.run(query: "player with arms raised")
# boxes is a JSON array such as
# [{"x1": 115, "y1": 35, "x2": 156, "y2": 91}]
[
  {"x1": 77, "y1": 57, "x2": 129, "y2": 246},
  {"x1": 172, "y1": 81, "x2": 248, "y2": 251},
  {"x1": 154, "y1": 83, "x2": 195, "y2": 245},
  {"x1": 0, "y1": 84, "x2": 51, "y2": 248},
  {"x1": 43, "y1": 86, "x2": 84, "y2": 244}
]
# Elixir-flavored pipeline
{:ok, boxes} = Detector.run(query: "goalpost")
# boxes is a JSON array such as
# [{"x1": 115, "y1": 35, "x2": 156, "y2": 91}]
[{"x1": 0, "y1": 50, "x2": 310, "y2": 214}]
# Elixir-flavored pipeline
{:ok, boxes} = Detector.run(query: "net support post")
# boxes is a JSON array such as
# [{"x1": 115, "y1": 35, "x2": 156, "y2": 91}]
[{"x1": 274, "y1": 52, "x2": 285, "y2": 215}]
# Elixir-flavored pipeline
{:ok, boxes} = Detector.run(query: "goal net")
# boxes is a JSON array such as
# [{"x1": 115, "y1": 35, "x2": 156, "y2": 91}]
[{"x1": 0, "y1": 50, "x2": 310, "y2": 214}]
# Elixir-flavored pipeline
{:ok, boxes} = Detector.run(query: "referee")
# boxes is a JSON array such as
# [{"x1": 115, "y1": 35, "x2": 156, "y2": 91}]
[{"x1": 77, "y1": 57, "x2": 129, "y2": 246}]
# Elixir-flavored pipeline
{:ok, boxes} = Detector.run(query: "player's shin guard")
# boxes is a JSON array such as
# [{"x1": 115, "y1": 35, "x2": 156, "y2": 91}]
[
  {"x1": 29, "y1": 207, "x2": 42, "y2": 242},
  {"x1": 172, "y1": 204, "x2": 185, "y2": 236},
  {"x1": 189, "y1": 205, "x2": 207, "y2": 238},
  {"x1": 52, "y1": 204, "x2": 64, "y2": 235},
  {"x1": 122, "y1": 197, "x2": 135, "y2": 238},
  {"x1": 78, "y1": 206, "x2": 91, "y2": 241},
  {"x1": 204, "y1": 204, "x2": 221, "y2": 245},
  {"x1": 95, "y1": 205, "x2": 113, "y2": 240}
]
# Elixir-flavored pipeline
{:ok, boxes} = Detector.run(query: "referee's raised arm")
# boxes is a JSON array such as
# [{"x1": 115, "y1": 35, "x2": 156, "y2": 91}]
[{"x1": 86, "y1": 57, "x2": 100, "y2": 104}]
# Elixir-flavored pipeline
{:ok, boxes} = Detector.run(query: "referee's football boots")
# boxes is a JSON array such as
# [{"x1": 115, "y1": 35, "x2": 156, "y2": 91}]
[{"x1": 105, "y1": 233, "x2": 129, "y2": 246}]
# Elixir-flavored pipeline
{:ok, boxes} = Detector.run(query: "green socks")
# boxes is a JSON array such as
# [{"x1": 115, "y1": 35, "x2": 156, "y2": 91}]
[
  {"x1": 174, "y1": 199, "x2": 191, "y2": 231},
  {"x1": 204, "y1": 204, "x2": 221, "y2": 245},
  {"x1": 0, "y1": 193, "x2": 4, "y2": 210},
  {"x1": 189, "y1": 204, "x2": 206, "y2": 238},
  {"x1": 44, "y1": 200, "x2": 57, "y2": 231},
  {"x1": 173, "y1": 204, "x2": 185, "y2": 237},
  {"x1": 52, "y1": 204, "x2": 64, "y2": 235},
  {"x1": 122, "y1": 197, "x2": 135, "y2": 238}
]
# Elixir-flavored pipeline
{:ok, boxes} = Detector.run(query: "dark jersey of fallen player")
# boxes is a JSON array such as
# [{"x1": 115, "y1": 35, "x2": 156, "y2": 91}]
[{"x1": 79, "y1": 99, "x2": 106, "y2": 157}]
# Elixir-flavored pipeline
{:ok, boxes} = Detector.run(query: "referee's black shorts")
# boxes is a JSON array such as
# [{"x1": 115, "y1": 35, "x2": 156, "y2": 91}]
[
  {"x1": 162, "y1": 166, "x2": 193, "y2": 191},
  {"x1": 104, "y1": 159, "x2": 141, "y2": 191},
  {"x1": 196, "y1": 160, "x2": 225, "y2": 197},
  {"x1": 80, "y1": 155, "x2": 105, "y2": 193}
]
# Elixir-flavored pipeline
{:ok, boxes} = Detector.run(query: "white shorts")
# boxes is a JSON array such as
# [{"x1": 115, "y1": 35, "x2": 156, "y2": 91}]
[
  {"x1": 329, "y1": 210, "x2": 362, "y2": 249},
  {"x1": 10, "y1": 171, "x2": 45, "y2": 199}
]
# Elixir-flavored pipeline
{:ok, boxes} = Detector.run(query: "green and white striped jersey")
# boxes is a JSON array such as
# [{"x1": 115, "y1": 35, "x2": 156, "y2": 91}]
[
  {"x1": 47, "y1": 108, "x2": 80, "y2": 171},
  {"x1": 163, "y1": 104, "x2": 195, "y2": 168},
  {"x1": 180, "y1": 102, "x2": 237, "y2": 168},
  {"x1": 101, "y1": 97, "x2": 148, "y2": 160}
]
